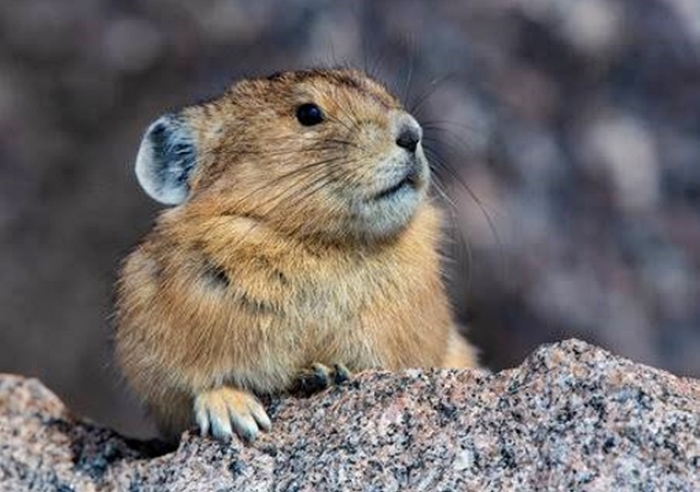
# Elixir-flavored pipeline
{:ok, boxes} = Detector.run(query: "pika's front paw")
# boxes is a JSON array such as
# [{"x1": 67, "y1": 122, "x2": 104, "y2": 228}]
[
  {"x1": 194, "y1": 387, "x2": 271, "y2": 442},
  {"x1": 295, "y1": 362, "x2": 351, "y2": 395}
]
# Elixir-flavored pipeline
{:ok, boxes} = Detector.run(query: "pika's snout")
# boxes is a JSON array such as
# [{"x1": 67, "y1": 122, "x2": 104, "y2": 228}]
[
  {"x1": 386, "y1": 110, "x2": 428, "y2": 189},
  {"x1": 393, "y1": 113, "x2": 423, "y2": 153}
]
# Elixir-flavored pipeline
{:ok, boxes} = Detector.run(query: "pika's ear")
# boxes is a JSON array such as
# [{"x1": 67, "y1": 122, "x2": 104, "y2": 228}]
[{"x1": 134, "y1": 113, "x2": 197, "y2": 205}]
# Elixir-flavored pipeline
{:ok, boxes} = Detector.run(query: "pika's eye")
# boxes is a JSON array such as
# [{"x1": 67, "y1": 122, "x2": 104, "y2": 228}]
[{"x1": 296, "y1": 103, "x2": 324, "y2": 126}]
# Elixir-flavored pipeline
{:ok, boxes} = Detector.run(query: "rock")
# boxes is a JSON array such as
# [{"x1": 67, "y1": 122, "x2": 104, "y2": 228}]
[{"x1": 0, "y1": 339, "x2": 698, "y2": 491}]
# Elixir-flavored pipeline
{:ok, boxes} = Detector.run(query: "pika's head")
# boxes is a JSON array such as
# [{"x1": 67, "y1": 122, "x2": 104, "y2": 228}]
[{"x1": 135, "y1": 69, "x2": 430, "y2": 242}]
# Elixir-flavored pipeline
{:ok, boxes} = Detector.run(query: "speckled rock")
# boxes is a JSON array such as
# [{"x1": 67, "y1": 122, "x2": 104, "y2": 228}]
[{"x1": 1, "y1": 339, "x2": 698, "y2": 491}]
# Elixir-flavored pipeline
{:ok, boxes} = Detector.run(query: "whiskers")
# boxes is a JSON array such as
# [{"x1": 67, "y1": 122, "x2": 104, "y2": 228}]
[
  {"x1": 195, "y1": 136, "x2": 368, "y2": 251},
  {"x1": 406, "y1": 86, "x2": 505, "y2": 293}
]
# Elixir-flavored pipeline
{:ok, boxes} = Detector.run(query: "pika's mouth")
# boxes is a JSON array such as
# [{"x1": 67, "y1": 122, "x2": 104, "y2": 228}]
[{"x1": 373, "y1": 170, "x2": 420, "y2": 201}]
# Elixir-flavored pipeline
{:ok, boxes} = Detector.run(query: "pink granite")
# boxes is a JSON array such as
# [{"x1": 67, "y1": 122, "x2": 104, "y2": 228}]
[{"x1": 0, "y1": 339, "x2": 698, "y2": 490}]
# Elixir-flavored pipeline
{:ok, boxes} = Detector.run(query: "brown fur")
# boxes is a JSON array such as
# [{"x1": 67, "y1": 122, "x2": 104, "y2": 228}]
[{"x1": 115, "y1": 68, "x2": 478, "y2": 441}]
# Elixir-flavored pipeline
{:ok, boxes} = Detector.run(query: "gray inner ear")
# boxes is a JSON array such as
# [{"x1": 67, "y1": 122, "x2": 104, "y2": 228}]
[{"x1": 135, "y1": 114, "x2": 197, "y2": 205}]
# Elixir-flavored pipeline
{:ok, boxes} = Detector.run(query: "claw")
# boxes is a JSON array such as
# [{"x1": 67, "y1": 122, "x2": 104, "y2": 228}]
[
  {"x1": 194, "y1": 387, "x2": 270, "y2": 442},
  {"x1": 295, "y1": 362, "x2": 352, "y2": 395},
  {"x1": 333, "y1": 363, "x2": 351, "y2": 384}
]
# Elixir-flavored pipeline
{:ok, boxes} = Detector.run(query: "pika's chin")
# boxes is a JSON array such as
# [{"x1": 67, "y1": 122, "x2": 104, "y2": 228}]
[
  {"x1": 358, "y1": 188, "x2": 425, "y2": 239},
  {"x1": 348, "y1": 160, "x2": 429, "y2": 240}
]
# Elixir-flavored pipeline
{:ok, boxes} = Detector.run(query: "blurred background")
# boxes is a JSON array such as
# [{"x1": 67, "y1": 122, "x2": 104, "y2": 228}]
[{"x1": 0, "y1": 0, "x2": 698, "y2": 438}]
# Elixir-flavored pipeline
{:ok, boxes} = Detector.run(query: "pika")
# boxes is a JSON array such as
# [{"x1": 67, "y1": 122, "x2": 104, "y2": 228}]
[{"x1": 115, "y1": 68, "x2": 478, "y2": 443}]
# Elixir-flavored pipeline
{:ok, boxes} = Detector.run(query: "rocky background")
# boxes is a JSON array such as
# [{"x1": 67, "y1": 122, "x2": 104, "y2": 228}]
[{"x1": 0, "y1": 0, "x2": 698, "y2": 437}]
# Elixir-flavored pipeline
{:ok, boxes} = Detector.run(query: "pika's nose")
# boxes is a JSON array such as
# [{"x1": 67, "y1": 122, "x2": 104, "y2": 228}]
[
  {"x1": 394, "y1": 114, "x2": 422, "y2": 153},
  {"x1": 396, "y1": 129, "x2": 420, "y2": 152}
]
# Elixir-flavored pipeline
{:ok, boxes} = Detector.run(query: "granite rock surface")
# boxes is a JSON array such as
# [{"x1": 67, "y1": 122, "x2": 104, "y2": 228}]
[{"x1": 1, "y1": 339, "x2": 698, "y2": 491}]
